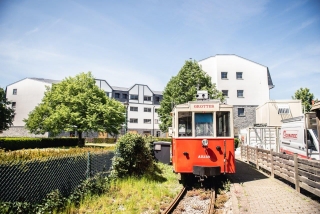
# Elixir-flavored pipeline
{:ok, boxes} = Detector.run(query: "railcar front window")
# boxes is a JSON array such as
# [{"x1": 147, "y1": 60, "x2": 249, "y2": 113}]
[
  {"x1": 178, "y1": 112, "x2": 192, "y2": 137},
  {"x1": 195, "y1": 113, "x2": 213, "y2": 136},
  {"x1": 216, "y1": 112, "x2": 230, "y2": 137}
]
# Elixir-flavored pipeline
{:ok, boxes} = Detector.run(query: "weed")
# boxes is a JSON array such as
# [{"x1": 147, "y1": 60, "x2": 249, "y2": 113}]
[
  {"x1": 192, "y1": 204, "x2": 203, "y2": 210},
  {"x1": 215, "y1": 193, "x2": 229, "y2": 209},
  {"x1": 222, "y1": 179, "x2": 231, "y2": 192}
]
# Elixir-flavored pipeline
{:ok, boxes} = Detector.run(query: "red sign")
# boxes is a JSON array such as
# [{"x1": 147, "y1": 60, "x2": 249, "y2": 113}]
[
  {"x1": 193, "y1": 104, "x2": 214, "y2": 108},
  {"x1": 283, "y1": 130, "x2": 298, "y2": 139}
]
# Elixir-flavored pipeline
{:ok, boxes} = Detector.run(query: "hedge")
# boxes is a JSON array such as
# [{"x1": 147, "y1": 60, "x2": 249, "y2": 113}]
[
  {"x1": 155, "y1": 137, "x2": 172, "y2": 142},
  {"x1": 0, "y1": 138, "x2": 81, "y2": 151},
  {"x1": 85, "y1": 138, "x2": 116, "y2": 144}
]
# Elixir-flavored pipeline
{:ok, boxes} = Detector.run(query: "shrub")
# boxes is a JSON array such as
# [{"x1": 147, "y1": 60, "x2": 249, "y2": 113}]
[{"x1": 110, "y1": 133, "x2": 154, "y2": 178}]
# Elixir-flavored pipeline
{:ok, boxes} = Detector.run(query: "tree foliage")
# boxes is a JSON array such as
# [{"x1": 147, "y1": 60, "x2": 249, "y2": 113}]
[
  {"x1": 292, "y1": 87, "x2": 315, "y2": 113},
  {"x1": 158, "y1": 60, "x2": 224, "y2": 132},
  {"x1": 24, "y1": 72, "x2": 125, "y2": 142},
  {"x1": 0, "y1": 87, "x2": 15, "y2": 131}
]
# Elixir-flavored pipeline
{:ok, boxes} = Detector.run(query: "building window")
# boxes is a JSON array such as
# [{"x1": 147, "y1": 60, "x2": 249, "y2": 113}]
[
  {"x1": 13, "y1": 89, "x2": 17, "y2": 95},
  {"x1": 237, "y1": 90, "x2": 244, "y2": 98},
  {"x1": 221, "y1": 72, "x2": 228, "y2": 79},
  {"x1": 238, "y1": 108, "x2": 245, "y2": 117},
  {"x1": 12, "y1": 102, "x2": 16, "y2": 108},
  {"x1": 144, "y1": 119, "x2": 151, "y2": 124},
  {"x1": 222, "y1": 90, "x2": 228, "y2": 97},
  {"x1": 122, "y1": 94, "x2": 127, "y2": 99},
  {"x1": 115, "y1": 93, "x2": 120, "y2": 98},
  {"x1": 144, "y1": 96, "x2": 152, "y2": 101},
  {"x1": 130, "y1": 118, "x2": 138, "y2": 123},
  {"x1": 155, "y1": 119, "x2": 159, "y2": 124},
  {"x1": 156, "y1": 131, "x2": 161, "y2": 137},
  {"x1": 236, "y1": 72, "x2": 243, "y2": 79},
  {"x1": 155, "y1": 97, "x2": 160, "y2": 102},
  {"x1": 143, "y1": 131, "x2": 151, "y2": 136},
  {"x1": 130, "y1": 106, "x2": 138, "y2": 111},
  {"x1": 130, "y1": 94, "x2": 138, "y2": 100},
  {"x1": 105, "y1": 92, "x2": 110, "y2": 97},
  {"x1": 144, "y1": 107, "x2": 151, "y2": 112},
  {"x1": 155, "y1": 108, "x2": 159, "y2": 113}
]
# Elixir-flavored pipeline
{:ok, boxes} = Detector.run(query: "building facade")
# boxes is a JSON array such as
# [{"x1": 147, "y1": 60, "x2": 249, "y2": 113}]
[
  {"x1": 1, "y1": 78, "x2": 164, "y2": 138},
  {"x1": 198, "y1": 54, "x2": 274, "y2": 135}
]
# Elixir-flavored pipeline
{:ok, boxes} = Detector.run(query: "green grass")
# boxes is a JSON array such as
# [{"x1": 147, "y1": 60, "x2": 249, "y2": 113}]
[{"x1": 63, "y1": 163, "x2": 181, "y2": 214}]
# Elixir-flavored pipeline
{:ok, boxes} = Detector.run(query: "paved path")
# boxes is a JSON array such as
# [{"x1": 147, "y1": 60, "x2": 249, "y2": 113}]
[{"x1": 228, "y1": 158, "x2": 320, "y2": 214}]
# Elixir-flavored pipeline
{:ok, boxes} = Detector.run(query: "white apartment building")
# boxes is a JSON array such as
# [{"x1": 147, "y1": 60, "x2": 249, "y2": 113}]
[
  {"x1": 1, "y1": 78, "x2": 164, "y2": 138},
  {"x1": 3, "y1": 78, "x2": 60, "y2": 137},
  {"x1": 198, "y1": 54, "x2": 274, "y2": 135}
]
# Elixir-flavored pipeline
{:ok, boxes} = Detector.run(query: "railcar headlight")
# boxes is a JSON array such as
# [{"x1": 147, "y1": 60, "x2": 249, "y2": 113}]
[{"x1": 202, "y1": 139, "x2": 209, "y2": 147}]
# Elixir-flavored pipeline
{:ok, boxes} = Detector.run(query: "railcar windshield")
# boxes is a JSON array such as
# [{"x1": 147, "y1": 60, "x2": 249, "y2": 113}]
[
  {"x1": 216, "y1": 111, "x2": 230, "y2": 137},
  {"x1": 195, "y1": 113, "x2": 213, "y2": 136},
  {"x1": 178, "y1": 112, "x2": 192, "y2": 136}
]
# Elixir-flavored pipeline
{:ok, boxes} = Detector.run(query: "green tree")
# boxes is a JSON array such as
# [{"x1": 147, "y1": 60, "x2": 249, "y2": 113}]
[
  {"x1": 24, "y1": 72, "x2": 125, "y2": 144},
  {"x1": 158, "y1": 60, "x2": 224, "y2": 132},
  {"x1": 292, "y1": 87, "x2": 315, "y2": 113},
  {"x1": 0, "y1": 87, "x2": 15, "y2": 131}
]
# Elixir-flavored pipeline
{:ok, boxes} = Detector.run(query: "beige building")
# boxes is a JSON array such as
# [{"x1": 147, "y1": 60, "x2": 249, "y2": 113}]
[{"x1": 256, "y1": 100, "x2": 303, "y2": 127}]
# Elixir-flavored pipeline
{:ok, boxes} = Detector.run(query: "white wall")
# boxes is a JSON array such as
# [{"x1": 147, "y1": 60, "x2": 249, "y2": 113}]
[
  {"x1": 199, "y1": 55, "x2": 270, "y2": 106},
  {"x1": 127, "y1": 104, "x2": 159, "y2": 131},
  {"x1": 96, "y1": 80, "x2": 112, "y2": 98},
  {"x1": 6, "y1": 78, "x2": 50, "y2": 126}
]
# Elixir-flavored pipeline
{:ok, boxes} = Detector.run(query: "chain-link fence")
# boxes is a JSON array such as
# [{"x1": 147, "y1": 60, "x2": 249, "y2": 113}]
[{"x1": 0, "y1": 151, "x2": 114, "y2": 203}]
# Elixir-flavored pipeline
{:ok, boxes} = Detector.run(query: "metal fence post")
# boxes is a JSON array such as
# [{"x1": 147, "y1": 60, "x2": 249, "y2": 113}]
[
  {"x1": 246, "y1": 145, "x2": 249, "y2": 162},
  {"x1": 294, "y1": 153, "x2": 300, "y2": 193},
  {"x1": 256, "y1": 146, "x2": 259, "y2": 169},
  {"x1": 87, "y1": 152, "x2": 91, "y2": 179},
  {"x1": 241, "y1": 145, "x2": 243, "y2": 160},
  {"x1": 270, "y1": 149, "x2": 274, "y2": 178}
]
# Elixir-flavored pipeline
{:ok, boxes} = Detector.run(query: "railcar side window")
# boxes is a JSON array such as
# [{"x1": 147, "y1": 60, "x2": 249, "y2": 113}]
[
  {"x1": 178, "y1": 112, "x2": 192, "y2": 137},
  {"x1": 216, "y1": 112, "x2": 230, "y2": 137},
  {"x1": 195, "y1": 113, "x2": 213, "y2": 136}
]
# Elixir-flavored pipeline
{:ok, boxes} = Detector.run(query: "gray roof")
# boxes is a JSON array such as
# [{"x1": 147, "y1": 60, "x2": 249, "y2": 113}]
[
  {"x1": 153, "y1": 90, "x2": 163, "y2": 95},
  {"x1": 111, "y1": 86, "x2": 129, "y2": 91},
  {"x1": 198, "y1": 54, "x2": 268, "y2": 68},
  {"x1": 30, "y1": 78, "x2": 60, "y2": 84}
]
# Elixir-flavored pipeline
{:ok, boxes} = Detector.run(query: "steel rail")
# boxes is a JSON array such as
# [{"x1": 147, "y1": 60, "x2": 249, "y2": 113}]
[
  {"x1": 162, "y1": 186, "x2": 186, "y2": 214},
  {"x1": 207, "y1": 188, "x2": 216, "y2": 214}
]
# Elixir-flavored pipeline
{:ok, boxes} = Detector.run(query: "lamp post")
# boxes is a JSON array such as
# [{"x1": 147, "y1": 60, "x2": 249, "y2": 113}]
[
  {"x1": 153, "y1": 105, "x2": 155, "y2": 136},
  {"x1": 123, "y1": 101, "x2": 129, "y2": 134}
]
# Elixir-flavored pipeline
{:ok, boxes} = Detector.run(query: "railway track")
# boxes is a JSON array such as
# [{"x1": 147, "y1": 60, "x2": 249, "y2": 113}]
[{"x1": 162, "y1": 185, "x2": 216, "y2": 214}]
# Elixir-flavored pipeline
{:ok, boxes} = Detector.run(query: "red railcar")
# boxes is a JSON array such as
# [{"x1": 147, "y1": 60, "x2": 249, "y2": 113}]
[{"x1": 170, "y1": 96, "x2": 235, "y2": 179}]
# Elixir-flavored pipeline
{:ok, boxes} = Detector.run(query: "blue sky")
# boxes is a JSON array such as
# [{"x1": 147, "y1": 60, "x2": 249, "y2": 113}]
[{"x1": 0, "y1": 0, "x2": 319, "y2": 100}]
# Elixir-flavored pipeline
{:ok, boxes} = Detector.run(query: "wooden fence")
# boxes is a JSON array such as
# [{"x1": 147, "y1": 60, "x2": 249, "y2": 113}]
[{"x1": 240, "y1": 145, "x2": 320, "y2": 197}]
